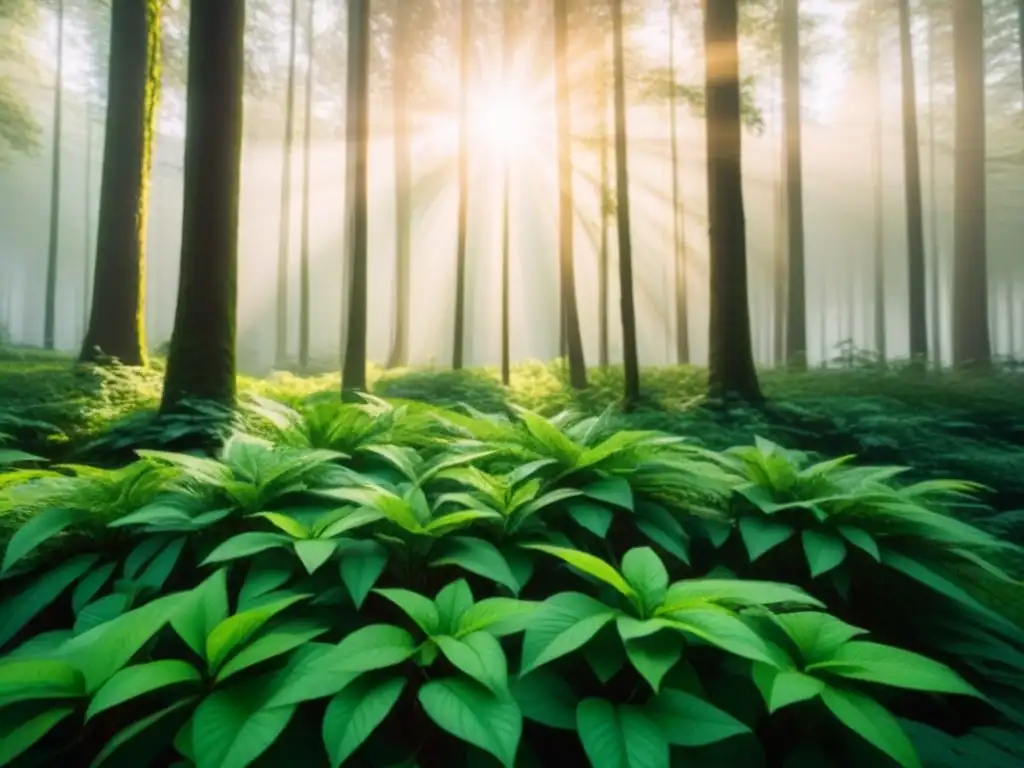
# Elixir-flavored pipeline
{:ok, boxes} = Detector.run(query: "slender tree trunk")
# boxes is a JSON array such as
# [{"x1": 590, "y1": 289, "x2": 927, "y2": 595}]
[
  {"x1": 668, "y1": 0, "x2": 689, "y2": 365},
  {"x1": 80, "y1": 0, "x2": 161, "y2": 366},
  {"x1": 43, "y1": 0, "x2": 65, "y2": 351},
  {"x1": 341, "y1": 0, "x2": 372, "y2": 398},
  {"x1": 82, "y1": 101, "x2": 93, "y2": 340},
  {"x1": 160, "y1": 0, "x2": 245, "y2": 410},
  {"x1": 611, "y1": 0, "x2": 639, "y2": 405},
  {"x1": 275, "y1": 0, "x2": 300, "y2": 368},
  {"x1": 388, "y1": 3, "x2": 412, "y2": 370},
  {"x1": 452, "y1": 0, "x2": 471, "y2": 369},
  {"x1": 927, "y1": 3, "x2": 941, "y2": 366},
  {"x1": 298, "y1": 0, "x2": 315, "y2": 371},
  {"x1": 704, "y1": 0, "x2": 762, "y2": 403},
  {"x1": 1018, "y1": 0, "x2": 1024, "y2": 101},
  {"x1": 781, "y1": 0, "x2": 806, "y2": 370},
  {"x1": 870, "y1": 0, "x2": 887, "y2": 363},
  {"x1": 597, "y1": 44, "x2": 611, "y2": 368},
  {"x1": 499, "y1": 0, "x2": 513, "y2": 384},
  {"x1": 554, "y1": 0, "x2": 587, "y2": 388},
  {"x1": 771, "y1": 63, "x2": 786, "y2": 367},
  {"x1": 951, "y1": 0, "x2": 990, "y2": 369}
]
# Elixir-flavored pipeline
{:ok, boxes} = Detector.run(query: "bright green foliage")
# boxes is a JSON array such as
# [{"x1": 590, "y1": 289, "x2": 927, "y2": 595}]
[{"x1": 0, "y1": 400, "x2": 1021, "y2": 766}]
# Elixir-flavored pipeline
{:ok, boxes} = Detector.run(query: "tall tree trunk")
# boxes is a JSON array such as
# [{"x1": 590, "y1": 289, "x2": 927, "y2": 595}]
[
  {"x1": 611, "y1": 0, "x2": 639, "y2": 405},
  {"x1": 1018, "y1": 0, "x2": 1024, "y2": 101},
  {"x1": 554, "y1": 0, "x2": 587, "y2": 388},
  {"x1": 387, "y1": 2, "x2": 412, "y2": 370},
  {"x1": 927, "y1": 3, "x2": 941, "y2": 365},
  {"x1": 951, "y1": 0, "x2": 990, "y2": 369},
  {"x1": 669, "y1": 0, "x2": 689, "y2": 365},
  {"x1": 82, "y1": 100, "x2": 93, "y2": 341},
  {"x1": 772, "y1": 61, "x2": 787, "y2": 367},
  {"x1": 452, "y1": 0, "x2": 471, "y2": 369},
  {"x1": 870, "y1": 0, "x2": 887, "y2": 363},
  {"x1": 43, "y1": 0, "x2": 65, "y2": 351},
  {"x1": 703, "y1": 0, "x2": 762, "y2": 403},
  {"x1": 499, "y1": 0, "x2": 513, "y2": 384},
  {"x1": 80, "y1": 0, "x2": 160, "y2": 366},
  {"x1": 781, "y1": 0, "x2": 807, "y2": 370},
  {"x1": 275, "y1": 0, "x2": 300, "y2": 368},
  {"x1": 897, "y1": 0, "x2": 928, "y2": 367},
  {"x1": 341, "y1": 0, "x2": 372, "y2": 399},
  {"x1": 597, "y1": 43, "x2": 611, "y2": 368},
  {"x1": 298, "y1": 0, "x2": 315, "y2": 371},
  {"x1": 161, "y1": 0, "x2": 245, "y2": 410}
]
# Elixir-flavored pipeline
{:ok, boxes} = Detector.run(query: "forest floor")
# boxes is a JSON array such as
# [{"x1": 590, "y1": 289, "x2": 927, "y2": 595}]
[{"x1": 2, "y1": 345, "x2": 1024, "y2": 528}]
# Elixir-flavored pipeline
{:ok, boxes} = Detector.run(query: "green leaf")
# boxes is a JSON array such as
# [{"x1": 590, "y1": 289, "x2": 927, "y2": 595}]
[
  {"x1": 72, "y1": 562, "x2": 117, "y2": 614},
  {"x1": 644, "y1": 688, "x2": 750, "y2": 747},
  {"x1": 772, "y1": 612, "x2": 866, "y2": 665},
  {"x1": 568, "y1": 500, "x2": 614, "y2": 538},
  {"x1": 751, "y1": 664, "x2": 825, "y2": 712},
  {"x1": 338, "y1": 539, "x2": 389, "y2": 610},
  {"x1": 123, "y1": 536, "x2": 170, "y2": 581},
  {"x1": 0, "y1": 706, "x2": 75, "y2": 766},
  {"x1": 435, "y1": 632, "x2": 509, "y2": 693},
  {"x1": 205, "y1": 593, "x2": 310, "y2": 672},
  {"x1": 192, "y1": 679, "x2": 296, "y2": 768},
  {"x1": 523, "y1": 544, "x2": 635, "y2": 599},
  {"x1": 87, "y1": 660, "x2": 201, "y2": 720},
  {"x1": 1, "y1": 507, "x2": 81, "y2": 576},
  {"x1": 419, "y1": 677, "x2": 522, "y2": 768},
  {"x1": 374, "y1": 589, "x2": 441, "y2": 635},
  {"x1": 582, "y1": 477, "x2": 634, "y2": 511},
  {"x1": 322, "y1": 676, "x2": 407, "y2": 768},
  {"x1": 0, "y1": 554, "x2": 98, "y2": 650},
  {"x1": 90, "y1": 697, "x2": 196, "y2": 768},
  {"x1": 294, "y1": 539, "x2": 337, "y2": 574},
  {"x1": 634, "y1": 503, "x2": 690, "y2": 563},
  {"x1": 74, "y1": 593, "x2": 130, "y2": 635},
  {"x1": 238, "y1": 562, "x2": 293, "y2": 613},
  {"x1": 838, "y1": 526, "x2": 880, "y2": 561},
  {"x1": 216, "y1": 620, "x2": 330, "y2": 682},
  {"x1": 666, "y1": 608, "x2": 780, "y2": 666},
  {"x1": 202, "y1": 532, "x2": 291, "y2": 565},
  {"x1": 738, "y1": 516, "x2": 796, "y2": 561},
  {"x1": 619, "y1": 622, "x2": 682, "y2": 693},
  {"x1": 576, "y1": 698, "x2": 669, "y2": 768},
  {"x1": 170, "y1": 569, "x2": 230, "y2": 657},
  {"x1": 318, "y1": 506, "x2": 386, "y2": 538},
  {"x1": 455, "y1": 598, "x2": 538, "y2": 638},
  {"x1": 255, "y1": 512, "x2": 310, "y2": 538},
  {"x1": 520, "y1": 592, "x2": 617, "y2": 674},
  {"x1": 583, "y1": 628, "x2": 627, "y2": 683},
  {"x1": 431, "y1": 536, "x2": 520, "y2": 595},
  {"x1": 807, "y1": 641, "x2": 981, "y2": 696},
  {"x1": 621, "y1": 547, "x2": 669, "y2": 615},
  {"x1": 510, "y1": 667, "x2": 578, "y2": 730},
  {"x1": 659, "y1": 579, "x2": 822, "y2": 612},
  {"x1": 801, "y1": 530, "x2": 848, "y2": 578},
  {"x1": 820, "y1": 686, "x2": 921, "y2": 768},
  {"x1": 434, "y1": 580, "x2": 474, "y2": 632},
  {"x1": 0, "y1": 659, "x2": 85, "y2": 708},
  {"x1": 137, "y1": 537, "x2": 187, "y2": 591}
]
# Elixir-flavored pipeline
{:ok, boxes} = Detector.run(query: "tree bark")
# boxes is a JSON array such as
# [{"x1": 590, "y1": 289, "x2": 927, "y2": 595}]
[
  {"x1": 597, "y1": 39, "x2": 610, "y2": 369},
  {"x1": 951, "y1": 0, "x2": 990, "y2": 369},
  {"x1": 927, "y1": 2, "x2": 941, "y2": 365},
  {"x1": 43, "y1": 0, "x2": 65, "y2": 351},
  {"x1": 554, "y1": 0, "x2": 587, "y2": 389},
  {"x1": 499, "y1": 0, "x2": 513, "y2": 385},
  {"x1": 298, "y1": 0, "x2": 315, "y2": 372},
  {"x1": 275, "y1": 0, "x2": 300, "y2": 368},
  {"x1": 160, "y1": 0, "x2": 245, "y2": 410},
  {"x1": 452, "y1": 0, "x2": 471, "y2": 369},
  {"x1": 781, "y1": 0, "x2": 806, "y2": 370},
  {"x1": 870, "y1": 0, "x2": 887, "y2": 363},
  {"x1": 387, "y1": 2, "x2": 412, "y2": 369},
  {"x1": 669, "y1": 0, "x2": 689, "y2": 365},
  {"x1": 80, "y1": 0, "x2": 160, "y2": 367},
  {"x1": 703, "y1": 0, "x2": 762, "y2": 403}
]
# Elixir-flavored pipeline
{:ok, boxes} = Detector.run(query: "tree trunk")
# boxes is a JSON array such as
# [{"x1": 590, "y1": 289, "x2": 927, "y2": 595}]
[
  {"x1": 82, "y1": 100, "x2": 93, "y2": 341},
  {"x1": 43, "y1": 0, "x2": 65, "y2": 351},
  {"x1": 275, "y1": 0, "x2": 300, "y2": 368},
  {"x1": 341, "y1": 0, "x2": 372, "y2": 399},
  {"x1": 703, "y1": 0, "x2": 762, "y2": 403},
  {"x1": 387, "y1": 3, "x2": 412, "y2": 370},
  {"x1": 81, "y1": 0, "x2": 160, "y2": 367},
  {"x1": 870, "y1": 0, "x2": 887, "y2": 363},
  {"x1": 298, "y1": 0, "x2": 316, "y2": 372},
  {"x1": 452, "y1": 0, "x2": 471, "y2": 369},
  {"x1": 927, "y1": 3, "x2": 941, "y2": 366},
  {"x1": 781, "y1": 0, "x2": 806, "y2": 370},
  {"x1": 554, "y1": 0, "x2": 587, "y2": 389},
  {"x1": 897, "y1": 0, "x2": 928, "y2": 367},
  {"x1": 669, "y1": 0, "x2": 689, "y2": 365},
  {"x1": 160, "y1": 0, "x2": 245, "y2": 410},
  {"x1": 611, "y1": 0, "x2": 639, "y2": 405},
  {"x1": 499, "y1": 0, "x2": 513, "y2": 385},
  {"x1": 597, "y1": 42, "x2": 611, "y2": 368},
  {"x1": 1018, "y1": 0, "x2": 1024, "y2": 102},
  {"x1": 951, "y1": 0, "x2": 990, "y2": 369}
]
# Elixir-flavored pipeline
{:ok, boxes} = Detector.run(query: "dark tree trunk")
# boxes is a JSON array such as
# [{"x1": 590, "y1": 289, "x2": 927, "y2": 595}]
[
  {"x1": 951, "y1": 0, "x2": 990, "y2": 369},
  {"x1": 341, "y1": 0, "x2": 372, "y2": 399},
  {"x1": 611, "y1": 0, "x2": 639, "y2": 406},
  {"x1": 597, "y1": 42, "x2": 611, "y2": 369},
  {"x1": 387, "y1": 4, "x2": 412, "y2": 370},
  {"x1": 452, "y1": 0, "x2": 471, "y2": 370},
  {"x1": 298, "y1": 0, "x2": 316, "y2": 371},
  {"x1": 499, "y1": 0, "x2": 514, "y2": 385},
  {"x1": 870, "y1": 0, "x2": 887, "y2": 363},
  {"x1": 669, "y1": 0, "x2": 689, "y2": 365},
  {"x1": 703, "y1": 0, "x2": 762, "y2": 403},
  {"x1": 80, "y1": 0, "x2": 160, "y2": 367},
  {"x1": 275, "y1": 0, "x2": 300, "y2": 368},
  {"x1": 897, "y1": 0, "x2": 928, "y2": 367},
  {"x1": 82, "y1": 102, "x2": 93, "y2": 340},
  {"x1": 160, "y1": 0, "x2": 245, "y2": 410},
  {"x1": 927, "y1": 3, "x2": 942, "y2": 365},
  {"x1": 43, "y1": 0, "x2": 65, "y2": 351},
  {"x1": 781, "y1": 0, "x2": 806, "y2": 370},
  {"x1": 554, "y1": 0, "x2": 587, "y2": 389}
]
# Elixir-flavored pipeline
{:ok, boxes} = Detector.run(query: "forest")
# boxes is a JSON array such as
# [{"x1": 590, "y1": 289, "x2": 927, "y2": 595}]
[{"x1": 0, "y1": 0, "x2": 1023, "y2": 766}]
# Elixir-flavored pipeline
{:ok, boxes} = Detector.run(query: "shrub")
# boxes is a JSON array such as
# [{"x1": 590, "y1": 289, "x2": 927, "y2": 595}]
[{"x1": 1, "y1": 404, "x2": 1022, "y2": 767}]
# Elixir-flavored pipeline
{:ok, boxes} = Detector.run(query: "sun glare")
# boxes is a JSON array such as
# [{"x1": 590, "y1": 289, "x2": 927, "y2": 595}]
[{"x1": 469, "y1": 86, "x2": 542, "y2": 157}]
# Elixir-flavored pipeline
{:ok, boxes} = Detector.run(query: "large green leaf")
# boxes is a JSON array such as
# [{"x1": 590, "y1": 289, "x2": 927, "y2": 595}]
[
  {"x1": 620, "y1": 623, "x2": 683, "y2": 693},
  {"x1": 434, "y1": 580, "x2": 474, "y2": 633},
  {"x1": 455, "y1": 598, "x2": 537, "y2": 638},
  {"x1": 576, "y1": 698, "x2": 669, "y2": 768},
  {"x1": 419, "y1": 677, "x2": 522, "y2": 768},
  {"x1": 523, "y1": 544, "x2": 635, "y2": 599},
  {"x1": 192, "y1": 678, "x2": 296, "y2": 768},
  {"x1": 339, "y1": 540, "x2": 389, "y2": 609},
  {"x1": 435, "y1": 632, "x2": 509, "y2": 693},
  {"x1": 738, "y1": 517, "x2": 796, "y2": 561},
  {"x1": 751, "y1": 664, "x2": 825, "y2": 713},
  {"x1": 86, "y1": 660, "x2": 201, "y2": 720},
  {"x1": 644, "y1": 688, "x2": 750, "y2": 747},
  {"x1": 322, "y1": 676, "x2": 407, "y2": 768},
  {"x1": 838, "y1": 526, "x2": 880, "y2": 561},
  {"x1": 808, "y1": 642, "x2": 981, "y2": 697},
  {"x1": 621, "y1": 548, "x2": 669, "y2": 615},
  {"x1": 666, "y1": 608, "x2": 782, "y2": 665},
  {"x1": 0, "y1": 554, "x2": 98, "y2": 650},
  {"x1": 581, "y1": 477, "x2": 634, "y2": 511},
  {"x1": 170, "y1": 569, "x2": 230, "y2": 657},
  {"x1": 294, "y1": 540, "x2": 337, "y2": 575},
  {"x1": 658, "y1": 580, "x2": 822, "y2": 613},
  {"x1": 801, "y1": 530, "x2": 847, "y2": 578},
  {"x1": 772, "y1": 612, "x2": 866, "y2": 665},
  {"x1": 72, "y1": 562, "x2": 117, "y2": 614},
  {"x1": 820, "y1": 686, "x2": 920, "y2": 768},
  {"x1": 206, "y1": 594, "x2": 310, "y2": 673},
  {"x1": 0, "y1": 659, "x2": 85, "y2": 708},
  {"x1": 520, "y1": 592, "x2": 617, "y2": 674},
  {"x1": 216, "y1": 620, "x2": 330, "y2": 682},
  {"x1": 567, "y1": 500, "x2": 614, "y2": 538},
  {"x1": 511, "y1": 667, "x2": 578, "y2": 730},
  {"x1": 254, "y1": 512, "x2": 309, "y2": 539},
  {"x1": 238, "y1": 562, "x2": 293, "y2": 613},
  {"x1": 430, "y1": 536, "x2": 520, "y2": 595},
  {"x1": 0, "y1": 706, "x2": 75, "y2": 766},
  {"x1": 1, "y1": 507, "x2": 81, "y2": 577},
  {"x1": 374, "y1": 589, "x2": 441, "y2": 635},
  {"x1": 201, "y1": 533, "x2": 291, "y2": 566}
]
